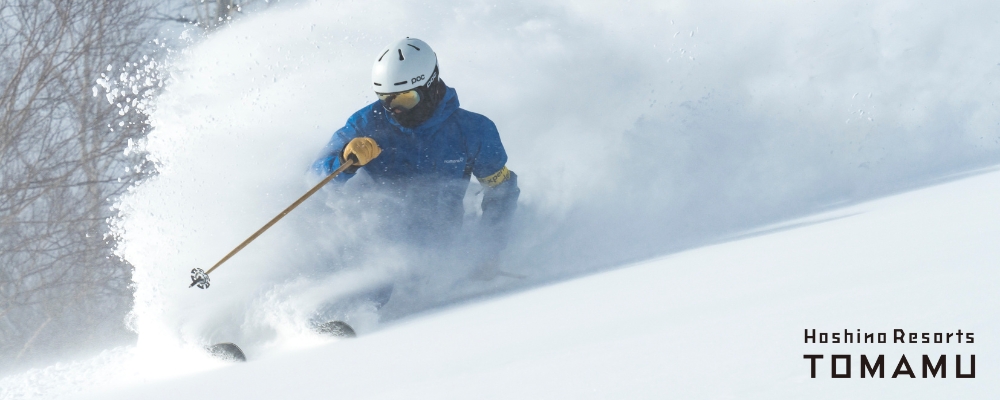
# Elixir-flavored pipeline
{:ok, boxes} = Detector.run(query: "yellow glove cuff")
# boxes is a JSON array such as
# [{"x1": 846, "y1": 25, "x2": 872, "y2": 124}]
[{"x1": 478, "y1": 166, "x2": 511, "y2": 188}]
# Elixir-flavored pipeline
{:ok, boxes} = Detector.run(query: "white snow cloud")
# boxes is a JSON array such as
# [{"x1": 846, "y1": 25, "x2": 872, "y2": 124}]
[{"x1": 117, "y1": 0, "x2": 1000, "y2": 349}]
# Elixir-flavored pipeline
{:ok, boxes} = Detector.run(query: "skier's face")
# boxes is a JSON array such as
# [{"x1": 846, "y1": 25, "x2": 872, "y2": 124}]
[{"x1": 377, "y1": 89, "x2": 421, "y2": 114}]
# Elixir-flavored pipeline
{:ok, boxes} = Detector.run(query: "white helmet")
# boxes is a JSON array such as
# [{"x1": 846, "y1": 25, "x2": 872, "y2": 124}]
[{"x1": 371, "y1": 38, "x2": 438, "y2": 93}]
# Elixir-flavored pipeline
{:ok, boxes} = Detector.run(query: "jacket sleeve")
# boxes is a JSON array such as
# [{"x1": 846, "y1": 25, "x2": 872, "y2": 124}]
[
  {"x1": 312, "y1": 116, "x2": 362, "y2": 182},
  {"x1": 471, "y1": 118, "x2": 520, "y2": 257}
]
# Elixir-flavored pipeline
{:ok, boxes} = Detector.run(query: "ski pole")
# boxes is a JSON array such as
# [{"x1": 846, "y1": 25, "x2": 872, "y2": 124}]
[{"x1": 189, "y1": 159, "x2": 356, "y2": 289}]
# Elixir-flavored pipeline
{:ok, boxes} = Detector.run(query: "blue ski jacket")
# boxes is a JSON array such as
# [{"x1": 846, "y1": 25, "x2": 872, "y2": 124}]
[{"x1": 313, "y1": 86, "x2": 519, "y2": 248}]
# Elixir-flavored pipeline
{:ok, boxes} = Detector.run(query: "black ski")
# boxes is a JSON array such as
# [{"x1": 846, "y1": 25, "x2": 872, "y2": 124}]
[
  {"x1": 204, "y1": 321, "x2": 353, "y2": 362},
  {"x1": 317, "y1": 320, "x2": 356, "y2": 338},
  {"x1": 206, "y1": 342, "x2": 247, "y2": 362}
]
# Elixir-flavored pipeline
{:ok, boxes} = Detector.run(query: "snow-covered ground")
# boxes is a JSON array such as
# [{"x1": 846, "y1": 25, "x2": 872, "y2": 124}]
[
  {"x1": 13, "y1": 156, "x2": 995, "y2": 399},
  {"x1": 3, "y1": 0, "x2": 999, "y2": 398}
]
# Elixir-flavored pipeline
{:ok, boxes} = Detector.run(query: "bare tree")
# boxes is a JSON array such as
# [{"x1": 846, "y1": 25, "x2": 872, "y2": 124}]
[
  {"x1": 0, "y1": 0, "x2": 158, "y2": 372},
  {"x1": 156, "y1": 0, "x2": 269, "y2": 31}
]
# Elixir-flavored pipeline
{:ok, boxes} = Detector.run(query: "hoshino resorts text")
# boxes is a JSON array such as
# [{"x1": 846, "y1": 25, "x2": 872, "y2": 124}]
[{"x1": 802, "y1": 329, "x2": 976, "y2": 379}]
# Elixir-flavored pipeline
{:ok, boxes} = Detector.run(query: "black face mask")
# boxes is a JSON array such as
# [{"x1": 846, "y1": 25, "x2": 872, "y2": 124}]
[{"x1": 388, "y1": 78, "x2": 446, "y2": 128}]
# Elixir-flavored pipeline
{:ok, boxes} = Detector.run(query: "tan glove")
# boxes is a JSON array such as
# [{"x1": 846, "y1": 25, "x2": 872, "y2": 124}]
[{"x1": 341, "y1": 137, "x2": 381, "y2": 166}]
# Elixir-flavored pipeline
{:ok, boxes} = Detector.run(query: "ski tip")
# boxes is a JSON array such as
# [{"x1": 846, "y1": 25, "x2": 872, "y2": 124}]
[
  {"x1": 317, "y1": 321, "x2": 357, "y2": 338},
  {"x1": 206, "y1": 342, "x2": 247, "y2": 362}
]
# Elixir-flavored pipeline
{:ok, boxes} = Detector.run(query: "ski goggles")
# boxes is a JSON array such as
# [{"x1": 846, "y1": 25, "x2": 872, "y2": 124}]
[{"x1": 377, "y1": 89, "x2": 421, "y2": 111}]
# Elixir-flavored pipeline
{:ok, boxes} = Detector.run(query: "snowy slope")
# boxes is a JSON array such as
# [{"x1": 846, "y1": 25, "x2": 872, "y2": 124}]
[{"x1": 58, "y1": 166, "x2": 997, "y2": 399}]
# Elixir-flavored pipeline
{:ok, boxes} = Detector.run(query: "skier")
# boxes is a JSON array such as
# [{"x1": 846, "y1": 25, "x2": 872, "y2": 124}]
[{"x1": 311, "y1": 38, "x2": 520, "y2": 319}]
